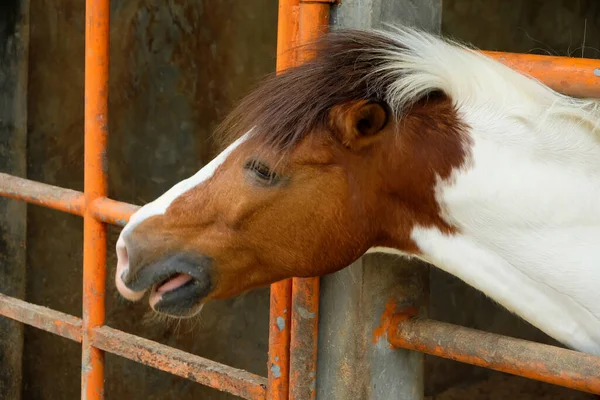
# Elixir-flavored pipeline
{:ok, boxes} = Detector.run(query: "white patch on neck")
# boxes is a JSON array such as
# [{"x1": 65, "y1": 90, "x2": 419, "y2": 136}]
[
  {"x1": 411, "y1": 227, "x2": 600, "y2": 356},
  {"x1": 122, "y1": 132, "x2": 249, "y2": 235},
  {"x1": 408, "y1": 106, "x2": 600, "y2": 355}
]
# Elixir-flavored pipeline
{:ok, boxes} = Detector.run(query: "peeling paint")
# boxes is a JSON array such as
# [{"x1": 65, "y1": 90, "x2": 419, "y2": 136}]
[
  {"x1": 115, "y1": 218, "x2": 128, "y2": 227},
  {"x1": 276, "y1": 316, "x2": 285, "y2": 331},
  {"x1": 297, "y1": 306, "x2": 316, "y2": 320},
  {"x1": 270, "y1": 363, "x2": 282, "y2": 379}
]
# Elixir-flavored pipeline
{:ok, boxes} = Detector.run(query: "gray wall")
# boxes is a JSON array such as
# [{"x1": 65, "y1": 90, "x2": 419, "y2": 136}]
[
  {"x1": 0, "y1": 0, "x2": 28, "y2": 399},
  {"x1": 23, "y1": 1, "x2": 277, "y2": 399}
]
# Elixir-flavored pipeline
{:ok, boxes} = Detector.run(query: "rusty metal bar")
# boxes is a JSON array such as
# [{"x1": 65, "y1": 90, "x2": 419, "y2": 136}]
[
  {"x1": 90, "y1": 197, "x2": 139, "y2": 226},
  {"x1": 289, "y1": 278, "x2": 320, "y2": 400},
  {"x1": 0, "y1": 292, "x2": 269, "y2": 399},
  {"x1": 0, "y1": 172, "x2": 85, "y2": 216},
  {"x1": 267, "y1": 1, "x2": 300, "y2": 399},
  {"x1": 0, "y1": 173, "x2": 139, "y2": 227},
  {"x1": 0, "y1": 293, "x2": 83, "y2": 342},
  {"x1": 267, "y1": 280, "x2": 293, "y2": 400},
  {"x1": 82, "y1": 0, "x2": 110, "y2": 397},
  {"x1": 388, "y1": 315, "x2": 600, "y2": 395},
  {"x1": 287, "y1": 3, "x2": 330, "y2": 400},
  {"x1": 91, "y1": 325, "x2": 267, "y2": 400},
  {"x1": 483, "y1": 51, "x2": 600, "y2": 98}
]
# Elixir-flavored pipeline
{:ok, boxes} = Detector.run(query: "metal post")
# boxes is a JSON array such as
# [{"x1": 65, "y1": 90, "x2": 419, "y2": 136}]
[
  {"x1": 268, "y1": 2, "x2": 299, "y2": 399},
  {"x1": 316, "y1": 1, "x2": 441, "y2": 399},
  {"x1": 82, "y1": 0, "x2": 109, "y2": 397},
  {"x1": 287, "y1": 2, "x2": 333, "y2": 399},
  {"x1": 0, "y1": 1, "x2": 29, "y2": 398}
]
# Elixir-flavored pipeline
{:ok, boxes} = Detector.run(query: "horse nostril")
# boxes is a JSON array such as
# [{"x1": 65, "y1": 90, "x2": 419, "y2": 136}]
[
  {"x1": 115, "y1": 234, "x2": 146, "y2": 301},
  {"x1": 116, "y1": 236, "x2": 129, "y2": 269}
]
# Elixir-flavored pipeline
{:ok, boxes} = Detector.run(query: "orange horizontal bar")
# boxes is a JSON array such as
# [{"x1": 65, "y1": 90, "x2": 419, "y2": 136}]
[
  {"x1": 0, "y1": 293, "x2": 82, "y2": 342},
  {"x1": 91, "y1": 326, "x2": 267, "y2": 400},
  {"x1": 483, "y1": 51, "x2": 600, "y2": 98},
  {"x1": 0, "y1": 172, "x2": 85, "y2": 216},
  {"x1": 0, "y1": 173, "x2": 138, "y2": 226},
  {"x1": 90, "y1": 197, "x2": 139, "y2": 226},
  {"x1": 0, "y1": 292, "x2": 267, "y2": 398},
  {"x1": 388, "y1": 316, "x2": 600, "y2": 395}
]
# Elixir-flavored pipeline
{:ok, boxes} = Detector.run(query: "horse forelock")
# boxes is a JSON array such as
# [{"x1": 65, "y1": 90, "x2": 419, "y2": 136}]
[{"x1": 215, "y1": 29, "x2": 407, "y2": 153}]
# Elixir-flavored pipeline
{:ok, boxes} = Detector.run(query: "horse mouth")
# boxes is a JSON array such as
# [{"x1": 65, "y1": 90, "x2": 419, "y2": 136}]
[
  {"x1": 120, "y1": 253, "x2": 213, "y2": 317},
  {"x1": 149, "y1": 273, "x2": 209, "y2": 317}
]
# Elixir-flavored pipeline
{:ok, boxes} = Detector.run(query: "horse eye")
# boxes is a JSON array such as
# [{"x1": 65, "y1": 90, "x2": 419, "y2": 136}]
[{"x1": 244, "y1": 160, "x2": 279, "y2": 185}]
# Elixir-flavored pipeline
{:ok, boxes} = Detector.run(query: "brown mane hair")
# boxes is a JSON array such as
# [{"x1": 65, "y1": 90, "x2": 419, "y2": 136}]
[{"x1": 216, "y1": 29, "x2": 433, "y2": 152}]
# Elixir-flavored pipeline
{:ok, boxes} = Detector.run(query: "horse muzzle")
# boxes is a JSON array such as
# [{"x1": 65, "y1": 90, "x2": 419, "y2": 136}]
[{"x1": 116, "y1": 237, "x2": 213, "y2": 317}]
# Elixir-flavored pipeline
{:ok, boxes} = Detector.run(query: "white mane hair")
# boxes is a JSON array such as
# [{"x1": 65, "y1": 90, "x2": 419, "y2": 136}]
[{"x1": 369, "y1": 26, "x2": 600, "y2": 140}]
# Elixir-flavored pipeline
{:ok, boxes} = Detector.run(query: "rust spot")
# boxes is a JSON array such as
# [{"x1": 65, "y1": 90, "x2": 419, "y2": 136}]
[{"x1": 372, "y1": 297, "x2": 417, "y2": 345}]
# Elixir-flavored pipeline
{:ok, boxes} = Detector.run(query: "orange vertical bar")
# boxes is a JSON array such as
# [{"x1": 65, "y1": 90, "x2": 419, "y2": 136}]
[
  {"x1": 289, "y1": 3, "x2": 331, "y2": 400},
  {"x1": 268, "y1": 2, "x2": 300, "y2": 400},
  {"x1": 82, "y1": 0, "x2": 109, "y2": 398}
]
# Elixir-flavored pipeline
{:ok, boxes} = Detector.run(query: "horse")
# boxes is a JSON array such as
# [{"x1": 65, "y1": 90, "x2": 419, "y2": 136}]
[{"x1": 114, "y1": 26, "x2": 600, "y2": 356}]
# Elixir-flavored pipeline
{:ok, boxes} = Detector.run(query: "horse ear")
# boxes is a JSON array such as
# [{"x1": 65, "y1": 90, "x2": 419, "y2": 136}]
[{"x1": 329, "y1": 100, "x2": 389, "y2": 149}]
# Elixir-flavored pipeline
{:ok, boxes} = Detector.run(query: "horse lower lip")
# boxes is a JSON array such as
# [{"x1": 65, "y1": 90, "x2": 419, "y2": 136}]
[{"x1": 150, "y1": 278, "x2": 210, "y2": 317}]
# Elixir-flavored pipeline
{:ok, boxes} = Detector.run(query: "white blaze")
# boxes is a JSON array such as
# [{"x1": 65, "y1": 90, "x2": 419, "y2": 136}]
[{"x1": 121, "y1": 132, "x2": 249, "y2": 236}]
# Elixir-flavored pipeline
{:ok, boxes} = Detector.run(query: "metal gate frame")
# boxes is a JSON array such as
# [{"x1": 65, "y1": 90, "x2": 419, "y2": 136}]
[{"x1": 1, "y1": 0, "x2": 599, "y2": 398}]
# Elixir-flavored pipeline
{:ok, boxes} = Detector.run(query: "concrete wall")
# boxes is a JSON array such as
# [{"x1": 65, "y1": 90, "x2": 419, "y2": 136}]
[
  {"x1": 23, "y1": 1, "x2": 277, "y2": 399},
  {"x1": 0, "y1": 0, "x2": 28, "y2": 399}
]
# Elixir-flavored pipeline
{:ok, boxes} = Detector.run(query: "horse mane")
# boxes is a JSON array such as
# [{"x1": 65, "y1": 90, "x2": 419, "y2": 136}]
[{"x1": 216, "y1": 26, "x2": 600, "y2": 152}]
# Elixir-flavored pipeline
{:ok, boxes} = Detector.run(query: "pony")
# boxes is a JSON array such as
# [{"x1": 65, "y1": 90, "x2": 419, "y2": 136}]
[{"x1": 114, "y1": 26, "x2": 600, "y2": 356}]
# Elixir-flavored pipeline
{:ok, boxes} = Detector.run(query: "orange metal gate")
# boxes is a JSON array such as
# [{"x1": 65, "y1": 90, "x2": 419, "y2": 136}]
[{"x1": 0, "y1": 0, "x2": 599, "y2": 399}]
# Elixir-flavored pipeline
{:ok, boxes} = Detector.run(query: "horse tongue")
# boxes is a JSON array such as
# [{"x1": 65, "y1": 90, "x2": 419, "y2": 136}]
[{"x1": 157, "y1": 273, "x2": 193, "y2": 293}]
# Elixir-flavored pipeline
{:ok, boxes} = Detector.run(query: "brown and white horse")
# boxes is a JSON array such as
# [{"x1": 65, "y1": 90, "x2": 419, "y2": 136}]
[{"x1": 114, "y1": 27, "x2": 600, "y2": 356}]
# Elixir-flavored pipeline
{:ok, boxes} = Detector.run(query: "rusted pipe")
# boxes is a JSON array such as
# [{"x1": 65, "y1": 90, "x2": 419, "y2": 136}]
[
  {"x1": 90, "y1": 197, "x2": 139, "y2": 226},
  {"x1": 0, "y1": 292, "x2": 269, "y2": 399},
  {"x1": 268, "y1": 2, "x2": 300, "y2": 400},
  {"x1": 287, "y1": 3, "x2": 330, "y2": 400},
  {"x1": 388, "y1": 315, "x2": 600, "y2": 395},
  {"x1": 92, "y1": 326, "x2": 267, "y2": 400},
  {"x1": 0, "y1": 173, "x2": 140, "y2": 227},
  {"x1": 0, "y1": 293, "x2": 83, "y2": 343},
  {"x1": 289, "y1": 277, "x2": 320, "y2": 400},
  {"x1": 483, "y1": 51, "x2": 600, "y2": 98},
  {"x1": 0, "y1": 172, "x2": 85, "y2": 216},
  {"x1": 82, "y1": 0, "x2": 110, "y2": 397}
]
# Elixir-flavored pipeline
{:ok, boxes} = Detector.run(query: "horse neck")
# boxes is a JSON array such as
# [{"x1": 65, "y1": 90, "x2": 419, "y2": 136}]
[{"x1": 392, "y1": 101, "x2": 600, "y2": 356}]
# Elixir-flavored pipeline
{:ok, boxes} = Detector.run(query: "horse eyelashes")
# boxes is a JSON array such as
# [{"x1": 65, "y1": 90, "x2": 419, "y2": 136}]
[{"x1": 244, "y1": 159, "x2": 280, "y2": 185}]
